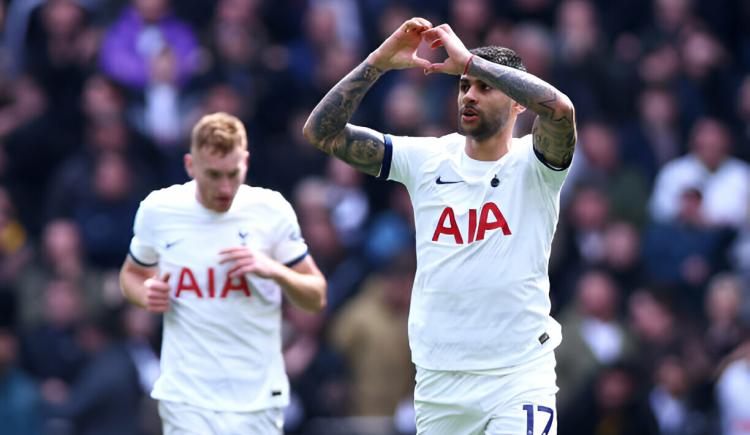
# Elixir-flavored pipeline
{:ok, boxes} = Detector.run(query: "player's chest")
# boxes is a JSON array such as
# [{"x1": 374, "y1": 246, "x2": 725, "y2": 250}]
[
  {"x1": 413, "y1": 159, "x2": 528, "y2": 245},
  {"x1": 154, "y1": 218, "x2": 275, "y2": 263},
  {"x1": 414, "y1": 157, "x2": 523, "y2": 212}
]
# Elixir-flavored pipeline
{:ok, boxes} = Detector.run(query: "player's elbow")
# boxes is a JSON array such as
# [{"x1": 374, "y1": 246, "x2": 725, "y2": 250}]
[
  {"x1": 305, "y1": 282, "x2": 328, "y2": 313},
  {"x1": 555, "y1": 93, "x2": 575, "y2": 119},
  {"x1": 312, "y1": 297, "x2": 327, "y2": 314},
  {"x1": 302, "y1": 117, "x2": 326, "y2": 151},
  {"x1": 310, "y1": 286, "x2": 328, "y2": 313}
]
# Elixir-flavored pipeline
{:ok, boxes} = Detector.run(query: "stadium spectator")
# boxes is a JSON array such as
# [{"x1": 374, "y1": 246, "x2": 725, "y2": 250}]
[
  {"x1": 642, "y1": 186, "x2": 734, "y2": 312},
  {"x1": 0, "y1": 326, "x2": 42, "y2": 435},
  {"x1": 647, "y1": 354, "x2": 713, "y2": 435},
  {"x1": 567, "y1": 120, "x2": 650, "y2": 225},
  {"x1": 716, "y1": 341, "x2": 750, "y2": 435},
  {"x1": 41, "y1": 309, "x2": 146, "y2": 435},
  {"x1": 620, "y1": 86, "x2": 683, "y2": 180},
  {"x1": 99, "y1": 0, "x2": 199, "y2": 92},
  {"x1": 20, "y1": 279, "x2": 87, "y2": 385},
  {"x1": 704, "y1": 274, "x2": 749, "y2": 363},
  {"x1": 560, "y1": 361, "x2": 659, "y2": 435},
  {"x1": 556, "y1": 270, "x2": 636, "y2": 412},
  {"x1": 16, "y1": 219, "x2": 107, "y2": 328},
  {"x1": 0, "y1": 186, "x2": 30, "y2": 293},
  {"x1": 330, "y1": 250, "x2": 415, "y2": 417},
  {"x1": 650, "y1": 118, "x2": 750, "y2": 229}
]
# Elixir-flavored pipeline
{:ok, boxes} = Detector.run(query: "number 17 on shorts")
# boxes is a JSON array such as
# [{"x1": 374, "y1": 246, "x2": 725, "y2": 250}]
[
  {"x1": 523, "y1": 404, "x2": 555, "y2": 435},
  {"x1": 484, "y1": 400, "x2": 557, "y2": 435}
]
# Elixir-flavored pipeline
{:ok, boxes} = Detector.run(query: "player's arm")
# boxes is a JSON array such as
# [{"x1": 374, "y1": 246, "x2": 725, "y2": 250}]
[
  {"x1": 277, "y1": 256, "x2": 327, "y2": 313},
  {"x1": 220, "y1": 248, "x2": 327, "y2": 313},
  {"x1": 471, "y1": 57, "x2": 576, "y2": 169},
  {"x1": 119, "y1": 257, "x2": 171, "y2": 313},
  {"x1": 303, "y1": 17, "x2": 432, "y2": 176},
  {"x1": 422, "y1": 24, "x2": 577, "y2": 169},
  {"x1": 302, "y1": 63, "x2": 386, "y2": 176}
]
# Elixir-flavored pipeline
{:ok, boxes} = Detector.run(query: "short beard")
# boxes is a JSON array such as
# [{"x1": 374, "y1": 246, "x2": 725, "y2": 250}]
[{"x1": 457, "y1": 112, "x2": 507, "y2": 141}]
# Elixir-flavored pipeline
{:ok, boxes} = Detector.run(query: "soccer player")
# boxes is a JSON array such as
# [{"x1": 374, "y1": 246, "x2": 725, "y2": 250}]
[
  {"x1": 303, "y1": 18, "x2": 576, "y2": 434},
  {"x1": 119, "y1": 112, "x2": 327, "y2": 434}
]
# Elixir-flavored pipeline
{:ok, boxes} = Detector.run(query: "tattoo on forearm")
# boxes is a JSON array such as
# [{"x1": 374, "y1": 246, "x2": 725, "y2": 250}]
[
  {"x1": 469, "y1": 57, "x2": 577, "y2": 168},
  {"x1": 305, "y1": 62, "x2": 386, "y2": 176}
]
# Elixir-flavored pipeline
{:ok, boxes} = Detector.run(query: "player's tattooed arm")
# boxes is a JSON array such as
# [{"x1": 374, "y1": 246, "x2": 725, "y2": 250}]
[
  {"x1": 468, "y1": 57, "x2": 577, "y2": 169},
  {"x1": 303, "y1": 61, "x2": 387, "y2": 176}
]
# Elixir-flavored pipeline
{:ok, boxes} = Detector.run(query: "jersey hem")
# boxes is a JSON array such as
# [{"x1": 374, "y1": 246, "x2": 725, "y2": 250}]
[
  {"x1": 412, "y1": 340, "x2": 560, "y2": 373},
  {"x1": 151, "y1": 392, "x2": 289, "y2": 413}
]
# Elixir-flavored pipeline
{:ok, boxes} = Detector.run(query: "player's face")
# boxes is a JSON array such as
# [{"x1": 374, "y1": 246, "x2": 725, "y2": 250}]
[
  {"x1": 185, "y1": 147, "x2": 249, "y2": 212},
  {"x1": 457, "y1": 76, "x2": 516, "y2": 140}
]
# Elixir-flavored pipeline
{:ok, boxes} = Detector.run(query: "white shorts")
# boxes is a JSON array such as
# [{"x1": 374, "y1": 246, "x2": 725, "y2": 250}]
[
  {"x1": 414, "y1": 352, "x2": 558, "y2": 435},
  {"x1": 158, "y1": 400, "x2": 284, "y2": 435}
]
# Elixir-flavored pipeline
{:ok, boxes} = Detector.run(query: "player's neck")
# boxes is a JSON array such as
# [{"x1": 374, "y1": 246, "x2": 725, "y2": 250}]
[{"x1": 463, "y1": 124, "x2": 514, "y2": 161}]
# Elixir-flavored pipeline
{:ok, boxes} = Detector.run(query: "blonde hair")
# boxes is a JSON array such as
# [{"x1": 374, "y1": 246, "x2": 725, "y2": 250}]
[{"x1": 190, "y1": 112, "x2": 247, "y2": 155}]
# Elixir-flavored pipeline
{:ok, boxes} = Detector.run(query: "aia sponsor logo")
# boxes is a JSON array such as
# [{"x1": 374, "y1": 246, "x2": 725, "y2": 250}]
[
  {"x1": 432, "y1": 202, "x2": 511, "y2": 244},
  {"x1": 175, "y1": 267, "x2": 251, "y2": 298}
]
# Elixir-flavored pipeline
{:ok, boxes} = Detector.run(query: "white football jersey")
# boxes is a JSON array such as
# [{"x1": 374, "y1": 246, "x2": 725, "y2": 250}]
[
  {"x1": 381, "y1": 133, "x2": 567, "y2": 371},
  {"x1": 128, "y1": 181, "x2": 308, "y2": 411}
]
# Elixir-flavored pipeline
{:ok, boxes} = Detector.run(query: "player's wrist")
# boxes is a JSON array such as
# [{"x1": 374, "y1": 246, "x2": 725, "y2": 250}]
[
  {"x1": 365, "y1": 52, "x2": 390, "y2": 73},
  {"x1": 462, "y1": 54, "x2": 475, "y2": 76}
]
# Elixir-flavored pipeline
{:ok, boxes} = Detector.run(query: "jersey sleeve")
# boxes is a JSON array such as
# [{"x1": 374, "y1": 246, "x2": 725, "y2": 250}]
[
  {"x1": 379, "y1": 134, "x2": 438, "y2": 191},
  {"x1": 128, "y1": 195, "x2": 160, "y2": 267},
  {"x1": 522, "y1": 134, "x2": 570, "y2": 191},
  {"x1": 271, "y1": 194, "x2": 309, "y2": 267}
]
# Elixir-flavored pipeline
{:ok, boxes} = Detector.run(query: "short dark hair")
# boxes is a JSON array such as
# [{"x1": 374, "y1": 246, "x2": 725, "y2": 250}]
[{"x1": 469, "y1": 46, "x2": 526, "y2": 72}]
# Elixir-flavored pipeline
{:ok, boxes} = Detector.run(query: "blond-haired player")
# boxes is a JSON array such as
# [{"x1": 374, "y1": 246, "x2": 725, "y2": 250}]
[
  {"x1": 120, "y1": 112, "x2": 327, "y2": 434},
  {"x1": 305, "y1": 18, "x2": 576, "y2": 435}
]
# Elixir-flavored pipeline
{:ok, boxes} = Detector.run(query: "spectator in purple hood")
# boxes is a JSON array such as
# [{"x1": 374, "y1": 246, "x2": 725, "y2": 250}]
[{"x1": 98, "y1": 0, "x2": 199, "y2": 92}]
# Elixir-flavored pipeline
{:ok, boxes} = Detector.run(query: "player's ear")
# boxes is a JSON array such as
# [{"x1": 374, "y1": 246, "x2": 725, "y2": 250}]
[
  {"x1": 513, "y1": 101, "x2": 526, "y2": 115},
  {"x1": 184, "y1": 153, "x2": 194, "y2": 178}
]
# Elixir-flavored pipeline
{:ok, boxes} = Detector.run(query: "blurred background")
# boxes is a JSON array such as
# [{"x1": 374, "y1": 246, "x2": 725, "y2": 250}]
[{"x1": 0, "y1": 0, "x2": 749, "y2": 434}]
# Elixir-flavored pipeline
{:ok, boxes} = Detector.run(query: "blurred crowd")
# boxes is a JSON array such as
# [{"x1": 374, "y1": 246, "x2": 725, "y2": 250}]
[{"x1": 0, "y1": 0, "x2": 749, "y2": 434}]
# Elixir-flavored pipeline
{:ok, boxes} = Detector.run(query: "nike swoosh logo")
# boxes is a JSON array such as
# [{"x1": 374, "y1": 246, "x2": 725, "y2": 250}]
[
  {"x1": 165, "y1": 239, "x2": 183, "y2": 249},
  {"x1": 436, "y1": 176, "x2": 464, "y2": 185}
]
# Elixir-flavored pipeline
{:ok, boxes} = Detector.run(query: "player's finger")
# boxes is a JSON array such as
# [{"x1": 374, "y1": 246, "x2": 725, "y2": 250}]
[
  {"x1": 145, "y1": 278, "x2": 169, "y2": 292},
  {"x1": 415, "y1": 17, "x2": 432, "y2": 28},
  {"x1": 411, "y1": 55, "x2": 432, "y2": 69},
  {"x1": 148, "y1": 304, "x2": 168, "y2": 313},
  {"x1": 404, "y1": 17, "x2": 429, "y2": 32},
  {"x1": 148, "y1": 290, "x2": 169, "y2": 301},
  {"x1": 425, "y1": 62, "x2": 448, "y2": 74},
  {"x1": 421, "y1": 26, "x2": 446, "y2": 37},
  {"x1": 227, "y1": 261, "x2": 254, "y2": 277},
  {"x1": 436, "y1": 23, "x2": 453, "y2": 33},
  {"x1": 219, "y1": 247, "x2": 247, "y2": 255},
  {"x1": 160, "y1": 272, "x2": 171, "y2": 282},
  {"x1": 219, "y1": 250, "x2": 253, "y2": 264}
]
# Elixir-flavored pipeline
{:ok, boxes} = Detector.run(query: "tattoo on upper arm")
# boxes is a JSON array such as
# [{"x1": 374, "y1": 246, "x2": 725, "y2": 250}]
[
  {"x1": 468, "y1": 57, "x2": 577, "y2": 168},
  {"x1": 305, "y1": 62, "x2": 385, "y2": 175},
  {"x1": 532, "y1": 109, "x2": 576, "y2": 169},
  {"x1": 332, "y1": 126, "x2": 385, "y2": 176}
]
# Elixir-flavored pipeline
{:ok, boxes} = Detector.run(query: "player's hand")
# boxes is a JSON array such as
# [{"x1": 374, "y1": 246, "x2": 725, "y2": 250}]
[
  {"x1": 219, "y1": 247, "x2": 280, "y2": 280},
  {"x1": 420, "y1": 24, "x2": 472, "y2": 76},
  {"x1": 143, "y1": 272, "x2": 171, "y2": 313},
  {"x1": 366, "y1": 17, "x2": 433, "y2": 71}
]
